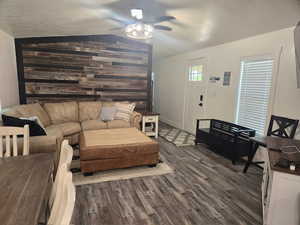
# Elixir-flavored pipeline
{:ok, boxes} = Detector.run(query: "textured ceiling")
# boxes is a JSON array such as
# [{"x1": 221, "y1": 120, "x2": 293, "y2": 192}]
[{"x1": 0, "y1": 0, "x2": 300, "y2": 58}]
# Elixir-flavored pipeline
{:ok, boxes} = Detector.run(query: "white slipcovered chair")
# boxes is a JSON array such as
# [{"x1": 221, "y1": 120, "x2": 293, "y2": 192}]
[
  {"x1": 49, "y1": 140, "x2": 73, "y2": 209},
  {"x1": 48, "y1": 169, "x2": 75, "y2": 225},
  {"x1": 0, "y1": 125, "x2": 29, "y2": 157}
]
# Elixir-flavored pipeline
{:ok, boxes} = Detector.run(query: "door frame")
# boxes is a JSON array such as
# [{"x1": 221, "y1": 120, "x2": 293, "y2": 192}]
[{"x1": 182, "y1": 57, "x2": 208, "y2": 133}]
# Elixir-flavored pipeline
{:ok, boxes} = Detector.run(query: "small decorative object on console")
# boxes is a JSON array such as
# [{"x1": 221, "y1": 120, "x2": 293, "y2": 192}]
[{"x1": 290, "y1": 162, "x2": 296, "y2": 171}]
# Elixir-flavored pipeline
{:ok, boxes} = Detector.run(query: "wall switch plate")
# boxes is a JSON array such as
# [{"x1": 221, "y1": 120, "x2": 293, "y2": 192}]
[{"x1": 223, "y1": 72, "x2": 231, "y2": 86}]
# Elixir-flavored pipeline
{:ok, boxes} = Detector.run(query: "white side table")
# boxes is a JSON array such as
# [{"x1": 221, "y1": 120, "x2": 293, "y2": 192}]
[{"x1": 141, "y1": 112, "x2": 159, "y2": 138}]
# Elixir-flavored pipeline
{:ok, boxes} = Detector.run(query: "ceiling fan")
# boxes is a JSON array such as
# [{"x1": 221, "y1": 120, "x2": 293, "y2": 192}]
[{"x1": 112, "y1": 9, "x2": 176, "y2": 39}]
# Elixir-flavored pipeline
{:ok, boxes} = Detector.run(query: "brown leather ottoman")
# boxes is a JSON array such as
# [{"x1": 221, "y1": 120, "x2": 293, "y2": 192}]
[{"x1": 80, "y1": 128, "x2": 159, "y2": 175}]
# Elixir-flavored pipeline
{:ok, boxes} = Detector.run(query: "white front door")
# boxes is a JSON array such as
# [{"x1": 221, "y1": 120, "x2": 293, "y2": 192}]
[{"x1": 183, "y1": 59, "x2": 208, "y2": 134}]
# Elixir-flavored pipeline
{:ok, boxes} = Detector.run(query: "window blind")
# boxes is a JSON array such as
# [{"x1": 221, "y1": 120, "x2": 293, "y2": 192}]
[{"x1": 236, "y1": 59, "x2": 274, "y2": 135}]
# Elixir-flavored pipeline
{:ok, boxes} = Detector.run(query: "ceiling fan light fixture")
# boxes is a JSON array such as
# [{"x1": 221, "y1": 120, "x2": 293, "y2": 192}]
[
  {"x1": 136, "y1": 24, "x2": 142, "y2": 31},
  {"x1": 125, "y1": 23, "x2": 153, "y2": 40}
]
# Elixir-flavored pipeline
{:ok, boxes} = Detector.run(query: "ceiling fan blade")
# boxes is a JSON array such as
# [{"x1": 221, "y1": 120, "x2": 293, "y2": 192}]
[
  {"x1": 153, "y1": 16, "x2": 176, "y2": 24},
  {"x1": 107, "y1": 17, "x2": 134, "y2": 25},
  {"x1": 109, "y1": 26, "x2": 124, "y2": 31},
  {"x1": 154, "y1": 25, "x2": 172, "y2": 31}
]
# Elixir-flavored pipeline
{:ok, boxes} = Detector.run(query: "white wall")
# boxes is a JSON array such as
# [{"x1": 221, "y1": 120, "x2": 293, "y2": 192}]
[
  {"x1": 154, "y1": 27, "x2": 300, "y2": 137},
  {"x1": 0, "y1": 29, "x2": 18, "y2": 108}
]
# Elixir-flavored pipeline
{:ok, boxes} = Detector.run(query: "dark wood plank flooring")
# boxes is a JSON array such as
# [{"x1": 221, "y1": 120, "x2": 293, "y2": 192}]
[{"x1": 72, "y1": 136, "x2": 262, "y2": 225}]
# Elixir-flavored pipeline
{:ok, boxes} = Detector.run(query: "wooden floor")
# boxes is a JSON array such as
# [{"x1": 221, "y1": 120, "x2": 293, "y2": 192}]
[{"x1": 72, "y1": 136, "x2": 262, "y2": 225}]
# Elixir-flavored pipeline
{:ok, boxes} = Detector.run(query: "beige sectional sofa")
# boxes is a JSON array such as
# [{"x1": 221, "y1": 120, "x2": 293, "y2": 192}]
[{"x1": 3, "y1": 101, "x2": 142, "y2": 156}]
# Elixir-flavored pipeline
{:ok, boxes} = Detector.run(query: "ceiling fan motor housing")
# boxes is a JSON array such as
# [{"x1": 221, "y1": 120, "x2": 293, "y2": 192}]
[{"x1": 125, "y1": 22, "x2": 154, "y2": 39}]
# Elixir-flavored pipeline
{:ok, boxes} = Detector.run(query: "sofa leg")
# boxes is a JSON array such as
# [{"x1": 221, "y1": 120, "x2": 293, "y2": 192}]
[
  {"x1": 83, "y1": 172, "x2": 94, "y2": 176},
  {"x1": 148, "y1": 164, "x2": 157, "y2": 168}
]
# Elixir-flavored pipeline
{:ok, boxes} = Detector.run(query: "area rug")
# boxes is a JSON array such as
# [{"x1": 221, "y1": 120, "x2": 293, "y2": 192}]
[
  {"x1": 159, "y1": 127, "x2": 195, "y2": 147},
  {"x1": 70, "y1": 159, "x2": 173, "y2": 186}
]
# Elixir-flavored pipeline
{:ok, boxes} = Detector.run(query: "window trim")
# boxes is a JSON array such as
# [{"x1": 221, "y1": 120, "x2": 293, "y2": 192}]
[
  {"x1": 235, "y1": 55, "x2": 276, "y2": 135},
  {"x1": 188, "y1": 64, "x2": 203, "y2": 82}
]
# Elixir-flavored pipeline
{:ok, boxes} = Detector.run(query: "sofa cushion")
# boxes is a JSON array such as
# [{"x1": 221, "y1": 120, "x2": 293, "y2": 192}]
[
  {"x1": 81, "y1": 120, "x2": 107, "y2": 131},
  {"x1": 107, "y1": 120, "x2": 130, "y2": 129},
  {"x1": 15, "y1": 103, "x2": 51, "y2": 127},
  {"x1": 45, "y1": 125, "x2": 64, "y2": 141},
  {"x1": 79, "y1": 101, "x2": 102, "y2": 122},
  {"x1": 101, "y1": 101, "x2": 130, "y2": 107},
  {"x1": 43, "y1": 102, "x2": 78, "y2": 124},
  {"x1": 47, "y1": 122, "x2": 81, "y2": 136}
]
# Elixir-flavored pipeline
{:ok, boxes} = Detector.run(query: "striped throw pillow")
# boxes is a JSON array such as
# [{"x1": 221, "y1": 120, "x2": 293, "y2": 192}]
[{"x1": 114, "y1": 103, "x2": 136, "y2": 122}]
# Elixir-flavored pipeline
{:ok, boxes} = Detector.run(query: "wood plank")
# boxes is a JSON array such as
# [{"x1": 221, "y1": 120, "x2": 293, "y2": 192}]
[
  {"x1": 0, "y1": 153, "x2": 53, "y2": 225},
  {"x1": 71, "y1": 123, "x2": 263, "y2": 225},
  {"x1": 16, "y1": 34, "x2": 152, "y2": 111},
  {"x1": 25, "y1": 79, "x2": 79, "y2": 84},
  {"x1": 26, "y1": 83, "x2": 92, "y2": 95},
  {"x1": 78, "y1": 79, "x2": 147, "y2": 90},
  {"x1": 23, "y1": 47, "x2": 148, "y2": 60},
  {"x1": 27, "y1": 97, "x2": 98, "y2": 104},
  {"x1": 25, "y1": 68, "x2": 147, "y2": 79},
  {"x1": 24, "y1": 63, "x2": 83, "y2": 71}
]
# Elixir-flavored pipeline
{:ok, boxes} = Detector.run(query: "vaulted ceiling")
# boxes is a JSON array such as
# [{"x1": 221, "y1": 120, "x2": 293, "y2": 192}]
[{"x1": 0, "y1": 0, "x2": 300, "y2": 58}]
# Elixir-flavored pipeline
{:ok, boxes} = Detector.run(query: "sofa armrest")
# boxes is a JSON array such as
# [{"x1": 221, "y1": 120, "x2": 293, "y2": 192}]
[
  {"x1": 28, "y1": 135, "x2": 60, "y2": 154},
  {"x1": 28, "y1": 135, "x2": 62, "y2": 176},
  {"x1": 2, "y1": 135, "x2": 58, "y2": 155},
  {"x1": 130, "y1": 111, "x2": 142, "y2": 130}
]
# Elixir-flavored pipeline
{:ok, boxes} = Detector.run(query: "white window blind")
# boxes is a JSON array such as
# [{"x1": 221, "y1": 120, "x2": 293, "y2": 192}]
[{"x1": 236, "y1": 59, "x2": 274, "y2": 135}]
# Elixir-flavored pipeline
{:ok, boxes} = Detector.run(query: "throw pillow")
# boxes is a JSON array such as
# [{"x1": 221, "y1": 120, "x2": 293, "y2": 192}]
[
  {"x1": 100, "y1": 106, "x2": 117, "y2": 121},
  {"x1": 114, "y1": 102, "x2": 136, "y2": 122},
  {"x1": 2, "y1": 115, "x2": 47, "y2": 137},
  {"x1": 20, "y1": 116, "x2": 46, "y2": 130}
]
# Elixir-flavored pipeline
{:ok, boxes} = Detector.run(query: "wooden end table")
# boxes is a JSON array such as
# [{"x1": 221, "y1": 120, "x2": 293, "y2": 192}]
[{"x1": 141, "y1": 112, "x2": 160, "y2": 138}]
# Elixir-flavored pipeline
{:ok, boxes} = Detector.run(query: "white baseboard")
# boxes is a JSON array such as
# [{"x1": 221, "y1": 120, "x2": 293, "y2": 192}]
[{"x1": 159, "y1": 116, "x2": 182, "y2": 129}]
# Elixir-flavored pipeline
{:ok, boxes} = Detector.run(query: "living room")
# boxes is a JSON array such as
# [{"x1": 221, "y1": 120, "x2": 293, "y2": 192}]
[{"x1": 1, "y1": 0, "x2": 300, "y2": 225}]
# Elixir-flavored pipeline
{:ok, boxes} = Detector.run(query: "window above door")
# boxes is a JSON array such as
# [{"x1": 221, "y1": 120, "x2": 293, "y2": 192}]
[{"x1": 189, "y1": 64, "x2": 203, "y2": 81}]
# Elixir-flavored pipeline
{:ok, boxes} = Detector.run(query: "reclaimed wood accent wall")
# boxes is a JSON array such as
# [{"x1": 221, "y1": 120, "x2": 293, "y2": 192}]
[{"x1": 15, "y1": 35, "x2": 153, "y2": 111}]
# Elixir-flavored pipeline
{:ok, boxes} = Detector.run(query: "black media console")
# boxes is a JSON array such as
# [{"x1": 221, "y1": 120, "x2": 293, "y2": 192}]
[{"x1": 195, "y1": 119, "x2": 256, "y2": 164}]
